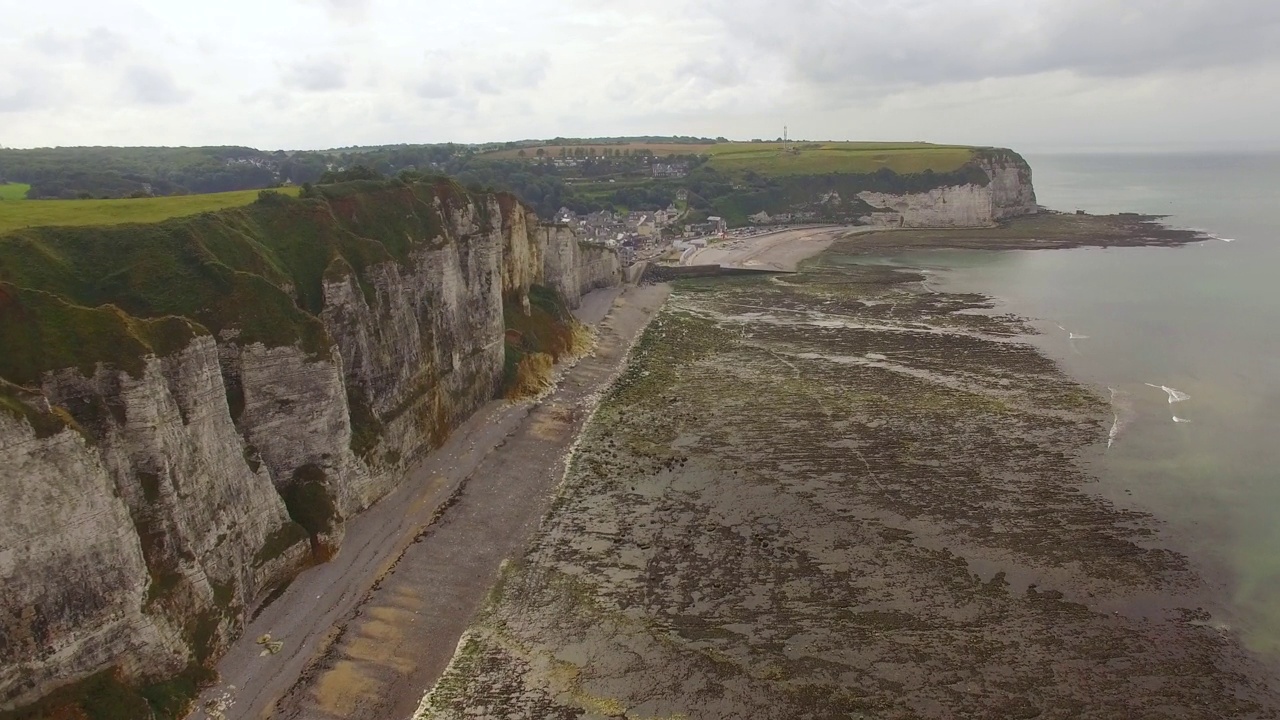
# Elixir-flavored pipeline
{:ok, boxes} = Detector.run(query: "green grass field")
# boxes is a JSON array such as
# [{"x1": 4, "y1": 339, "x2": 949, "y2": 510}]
[
  {"x1": 482, "y1": 140, "x2": 978, "y2": 177},
  {"x1": 483, "y1": 142, "x2": 717, "y2": 160},
  {"x1": 704, "y1": 142, "x2": 976, "y2": 176},
  {"x1": 0, "y1": 187, "x2": 300, "y2": 234},
  {"x1": 0, "y1": 183, "x2": 30, "y2": 201}
]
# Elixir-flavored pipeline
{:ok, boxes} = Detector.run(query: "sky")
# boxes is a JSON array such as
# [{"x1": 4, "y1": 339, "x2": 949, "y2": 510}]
[{"x1": 2, "y1": 0, "x2": 1279, "y2": 152}]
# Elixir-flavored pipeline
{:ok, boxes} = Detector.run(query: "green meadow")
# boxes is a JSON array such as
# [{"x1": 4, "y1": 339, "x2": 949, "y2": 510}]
[
  {"x1": 704, "y1": 142, "x2": 976, "y2": 176},
  {"x1": 0, "y1": 183, "x2": 31, "y2": 201},
  {"x1": 0, "y1": 187, "x2": 300, "y2": 234}
]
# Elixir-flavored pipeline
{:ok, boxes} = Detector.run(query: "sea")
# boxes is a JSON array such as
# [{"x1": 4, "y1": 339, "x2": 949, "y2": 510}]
[{"x1": 882, "y1": 152, "x2": 1280, "y2": 657}]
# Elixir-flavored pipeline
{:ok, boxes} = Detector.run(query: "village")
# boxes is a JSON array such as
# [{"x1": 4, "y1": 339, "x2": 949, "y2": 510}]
[{"x1": 552, "y1": 196, "x2": 823, "y2": 267}]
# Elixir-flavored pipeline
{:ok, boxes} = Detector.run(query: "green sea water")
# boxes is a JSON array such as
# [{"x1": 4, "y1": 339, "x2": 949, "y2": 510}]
[{"x1": 881, "y1": 152, "x2": 1280, "y2": 656}]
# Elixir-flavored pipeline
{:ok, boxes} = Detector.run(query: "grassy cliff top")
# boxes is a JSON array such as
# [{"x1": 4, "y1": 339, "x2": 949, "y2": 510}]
[
  {"x1": 703, "y1": 142, "x2": 976, "y2": 176},
  {"x1": 0, "y1": 186, "x2": 301, "y2": 234},
  {"x1": 479, "y1": 140, "x2": 981, "y2": 175},
  {"x1": 0, "y1": 178, "x2": 499, "y2": 386}
]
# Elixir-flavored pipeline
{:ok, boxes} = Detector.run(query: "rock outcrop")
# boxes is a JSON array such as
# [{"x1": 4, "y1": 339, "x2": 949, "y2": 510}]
[
  {"x1": 856, "y1": 150, "x2": 1039, "y2": 228},
  {"x1": 0, "y1": 180, "x2": 621, "y2": 712}
]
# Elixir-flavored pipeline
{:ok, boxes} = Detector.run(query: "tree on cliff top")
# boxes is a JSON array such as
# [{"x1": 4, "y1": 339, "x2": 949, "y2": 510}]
[{"x1": 317, "y1": 164, "x2": 383, "y2": 184}]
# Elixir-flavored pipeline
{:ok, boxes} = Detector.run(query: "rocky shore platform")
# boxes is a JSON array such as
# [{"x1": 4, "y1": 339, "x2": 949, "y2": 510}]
[{"x1": 416, "y1": 213, "x2": 1279, "y2": 719}]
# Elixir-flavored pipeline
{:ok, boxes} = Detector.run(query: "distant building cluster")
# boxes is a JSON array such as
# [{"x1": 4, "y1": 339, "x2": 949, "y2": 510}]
[
  {"x1": 552, "y1": 205, "x2": 687, "y2": 264},
  {"x1": 650, "y1": 162, "x2": 689, "y2": 178}
]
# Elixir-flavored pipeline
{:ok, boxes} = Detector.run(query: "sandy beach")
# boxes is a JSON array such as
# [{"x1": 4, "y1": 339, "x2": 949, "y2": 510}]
[
  {"x1": 188, "y1": 283, "x2": 669, "y2": 720},
  {"x1": 683, "y1": 225, "x2": 857, "y2": 272}
]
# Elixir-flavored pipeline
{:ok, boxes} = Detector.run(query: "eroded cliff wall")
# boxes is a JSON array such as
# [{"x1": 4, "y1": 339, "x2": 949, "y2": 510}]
[
  {"x1": 856, "y1": 151, "x2": 1039, "y2": 228},
  {"x1": 0, "y1": 180, "x2": 620, "y2": 712},
  {"x1": 539, "y1": 224, "x2": 623, "y2": 308}
]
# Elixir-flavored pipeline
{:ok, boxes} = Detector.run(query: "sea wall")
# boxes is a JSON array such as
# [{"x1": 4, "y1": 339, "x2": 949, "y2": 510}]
[{"x1": 0, "y1": 181, "x2": 620, "y2": 711}]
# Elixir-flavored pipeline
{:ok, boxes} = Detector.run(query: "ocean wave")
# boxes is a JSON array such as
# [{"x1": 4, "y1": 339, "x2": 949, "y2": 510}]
[
  {"x1": 1173, "y1": 416, "x2": 1192, "y2": 424},
  {"x1": 1107, "y1": 387, "x2": 1134, "y2": 449},
  {"x1": 1145, "y1": 383, "x2": 1191, "y2": 403}
]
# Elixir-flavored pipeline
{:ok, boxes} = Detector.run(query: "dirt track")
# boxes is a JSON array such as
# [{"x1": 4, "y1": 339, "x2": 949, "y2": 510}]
[{"x1": 189, "y1": 283, "x2": 668, "y2": 720}]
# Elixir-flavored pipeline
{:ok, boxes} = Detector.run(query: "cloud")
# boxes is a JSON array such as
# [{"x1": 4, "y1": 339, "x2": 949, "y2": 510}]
[
  {"x1": 677, "y1": 54, "x2": 744, "y2": 89},
  {"x1": 25, "y1": 27, "x2": 129, "y2": 62},
  {"x1": 509, "y1": 50, "x2": 551, "y2": 86},
  {"x1": 284, "y1": 57, "x2": 348, "y2": 92},
  {"x1": 410, "y1": 49, "x2": 549, "y2": 100},
  {"x1": 0, "y1": 83, "x2": 51, "y2": 113},
  {"x1": 466, "y1": 50, "x2": 551, "y2": 95},
  {"x1": 714, "y1": 0, "x2": 1280, "y2": 93},
  {"x1": 415, "y1": 76, "x2": 458, "y2": 99},
  {"x1": 412, "y1": 52, "x2": 461, "y2": 99},
  {"x1": 80, "y1": 28, "x2": 129, "y2": 63},
  {"x1": 2, "y1": 0, "x2": 1278, "y2": 150},
  {"x1": 306, "y1": 0, "x2": 373, "y2": 22},
  {"x1": 121, "y1": 65, "x2": 188, "y2": 105}
]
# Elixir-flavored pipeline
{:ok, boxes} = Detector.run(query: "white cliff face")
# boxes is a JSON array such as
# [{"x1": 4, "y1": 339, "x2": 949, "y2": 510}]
[
  {"x1": 230, "y1": 342, "x2": 369, "y2": 525},
  {"x1": 540, "y1": 224, "x2": 623, "y2": 307},
  {"x1": 1, "y1": 336, "x2": 307, "y2": 709},
  {"x1": 319, "y1": 222, "x2": 506, "y2": 504},
  {"x1": 0, "y1": 187, "x2": 623, "y2": 711},
  {"x1": 0, "y1": 416, "x2": 185, "y2": 710},
  {"x1": 858, "y1": 183, "x2": 995, "y2": 228},
  {"x1": 857, "y1": 156, "x2": 1038, "y2": 228},
  {"x1": 985, "y1": 156, "x2": 1038, "y2": 219}
]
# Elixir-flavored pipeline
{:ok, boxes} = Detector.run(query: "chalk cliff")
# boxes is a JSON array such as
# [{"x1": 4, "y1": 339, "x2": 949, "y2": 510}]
[
  {"x1": 0, "y1": 179, "x2": 620, "y2": 712},
  {"x1": 856, "y1": 150, "x2": 1039, "y2": 228},
  {"x1": 732, "y1": 148, "x2": 1038, "y2": 229}
]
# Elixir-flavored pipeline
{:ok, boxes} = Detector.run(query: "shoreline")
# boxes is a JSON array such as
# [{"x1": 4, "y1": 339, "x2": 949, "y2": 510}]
[
  {"x1": 895, "y1": 233, "x2": 1273, "y2": 660},
  {"x1": 188, "y1": 283, "x2": 671, "y2": 720},
  {"x1": 415, "y1": 211, "x2": 1277, "y2": 718},
  {"x1": 682, "y1": 225, "x2": 854, "y2": 272},
  {"x1": 677, "y1": 210, "x2": 1204, "y2": 275},
  {"x1": 189, "y1": 282, "x2": 671, "y2": 719}
]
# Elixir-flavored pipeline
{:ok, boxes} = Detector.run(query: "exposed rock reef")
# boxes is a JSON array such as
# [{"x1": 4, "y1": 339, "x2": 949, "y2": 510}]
[
  {"x1": 0, "y1": 179, "x2": 620, "y2": 714},
  {"x1": 417, "y1": 215, "x2": 1277, "y2": 720}
]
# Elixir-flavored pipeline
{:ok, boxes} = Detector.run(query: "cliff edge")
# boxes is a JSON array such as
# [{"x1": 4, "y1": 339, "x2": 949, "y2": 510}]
[
  {"x1": 0, "y1": 178, "x2": 620, "y2": 715},
  {"x1": 855, "y1": 148, "x2": 1038, "y2": 227}
]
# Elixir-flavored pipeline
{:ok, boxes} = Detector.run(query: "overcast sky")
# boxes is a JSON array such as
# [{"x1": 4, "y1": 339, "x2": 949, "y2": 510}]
[{"x1": 3, "y1": 0, "x2": 1278, "y2": 151}]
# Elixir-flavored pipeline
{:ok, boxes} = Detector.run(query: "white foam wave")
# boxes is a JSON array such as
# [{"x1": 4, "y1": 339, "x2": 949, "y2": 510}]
[
  {"x1": 1107, "y1": 387, "x2": 1126, "y2": 449},
  {"x1": 1146, "y1": 383, "x2": 1190, "y2": 404},
  {"x1": 1173, "y1": 416, "x2": 1192, "y2": 423},
  {"x1": 1058, "y1": 324, "x2": 1089, "y2": 341}
]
